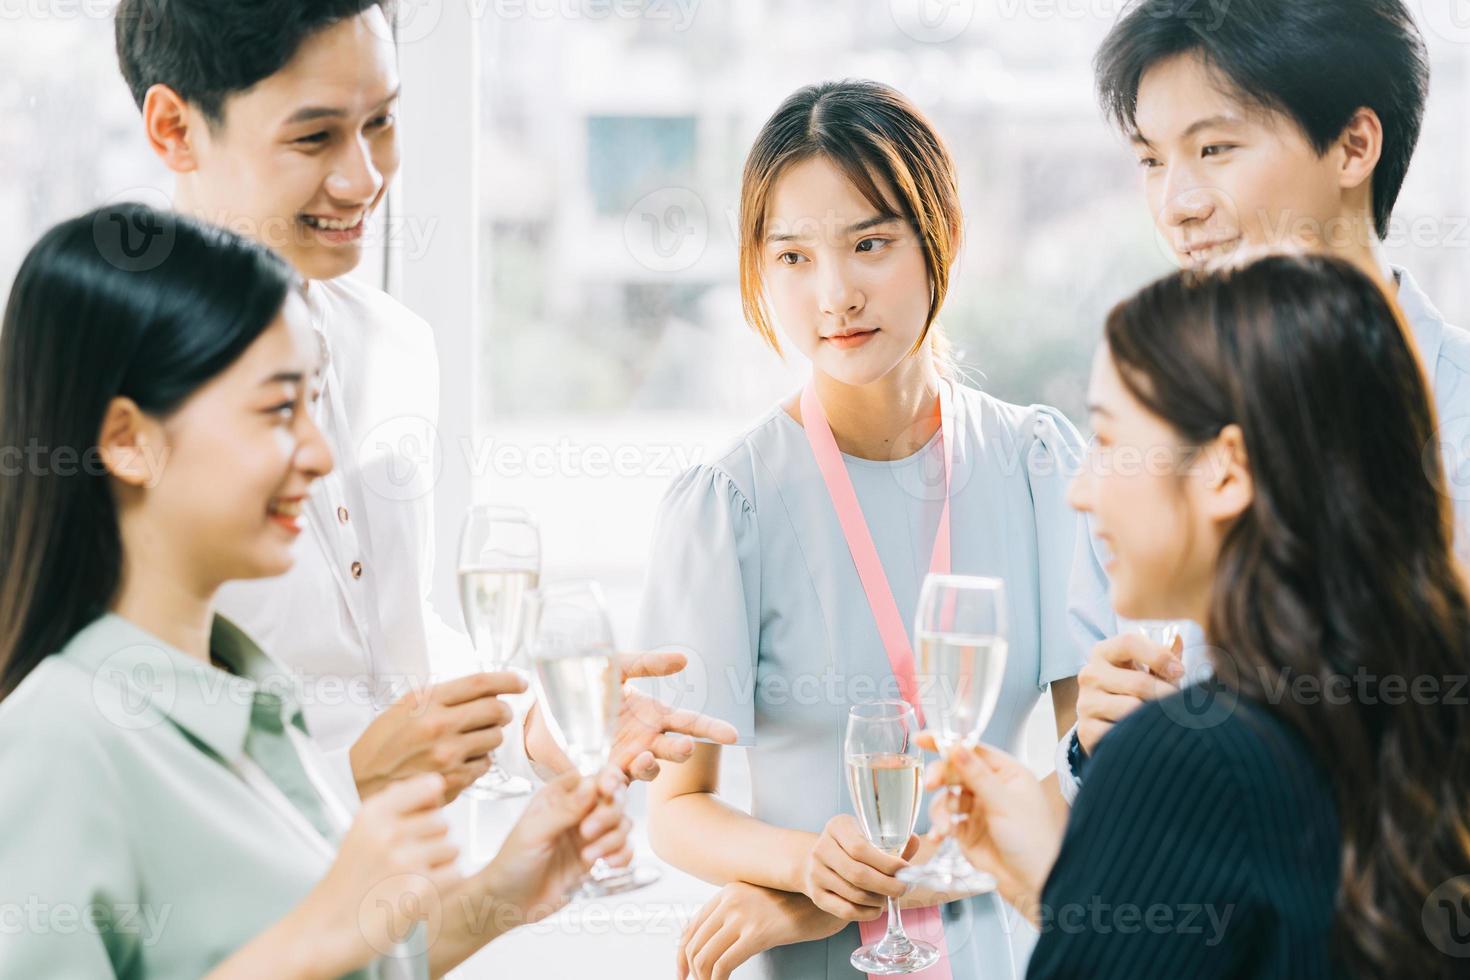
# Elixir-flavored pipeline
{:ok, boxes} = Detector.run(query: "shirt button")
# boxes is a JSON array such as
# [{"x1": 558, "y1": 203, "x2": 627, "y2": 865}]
[
  {"x1": 337, "y1": 506, "x2": 350, "y2": 524},
  {"x1": 351, "y1": 561, "x2": 364, "y2": 580}
]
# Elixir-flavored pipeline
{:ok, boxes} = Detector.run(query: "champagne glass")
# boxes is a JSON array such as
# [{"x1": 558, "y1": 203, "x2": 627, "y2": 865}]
[
  {"x1": 1118, "y1": 617, "x2": 1190, "y2": 675},
  {"x1": 525, "y1": 580, "x2": 659, "y2": 899},
  {"x1": 847, "y1": 701, "x2": 939, "y2": 975},
  {"x1": 457, "y1": 504, "x2": 539, "y2": 800},
  {"x1": 898, "y1": 574, "x2": 1008, "y2": 893}
]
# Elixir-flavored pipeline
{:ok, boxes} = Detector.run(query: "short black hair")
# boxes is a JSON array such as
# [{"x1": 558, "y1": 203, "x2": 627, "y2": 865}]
[
  {"x1": 1095, "y1": 0, "x2": 1429, "y2": 238},
  {"x1": 115, "y1": 0, "x2": 390, "y2": 125}
]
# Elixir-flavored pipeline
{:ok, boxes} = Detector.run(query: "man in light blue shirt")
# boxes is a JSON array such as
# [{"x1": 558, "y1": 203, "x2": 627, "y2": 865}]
[{"x1": 1059, "y1": 0, "x2": 1470, "y2": 799}]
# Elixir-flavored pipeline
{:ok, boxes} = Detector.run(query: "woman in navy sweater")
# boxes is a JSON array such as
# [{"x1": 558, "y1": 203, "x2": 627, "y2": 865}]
[{"x1": 930, "y1": 254, "x2": 1470, "y2": 978}]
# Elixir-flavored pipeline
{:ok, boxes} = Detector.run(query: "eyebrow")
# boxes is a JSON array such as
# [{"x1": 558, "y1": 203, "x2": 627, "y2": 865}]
[
  {"x1": 1130, "y1": 113, "x2": 1243, "y2": 148},
  {"x1": 282, "y1": 86, "x2": 401, "y2": 127},
  {"x1": 1086, "y1": 403, "x2": 1113, "y2": 417},
  {"x1": 765, "y1": 213, "x2": 902, "y2": 245},
  {"x1": 261, "y1": 371, "x2": 305, "y2": 386}
]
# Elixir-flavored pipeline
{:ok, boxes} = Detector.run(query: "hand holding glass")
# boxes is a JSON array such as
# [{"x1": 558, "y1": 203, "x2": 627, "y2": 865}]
[
  {"x1": 898, "y1": 574, "x2": 1008, "y2": 894},
  {"x1": 846, "y1": 700, "x2": 938, "y2": 975}
]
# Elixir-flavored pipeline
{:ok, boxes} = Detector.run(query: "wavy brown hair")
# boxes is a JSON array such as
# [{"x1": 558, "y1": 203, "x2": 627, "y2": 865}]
[{"x1": 1105, "y1": 254, "x2": 1470, "y2": 977}]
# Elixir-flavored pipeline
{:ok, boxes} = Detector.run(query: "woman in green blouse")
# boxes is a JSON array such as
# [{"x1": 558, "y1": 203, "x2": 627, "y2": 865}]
[{"x1": 0, "y1": 204, "x2": 633, "y2": 979}]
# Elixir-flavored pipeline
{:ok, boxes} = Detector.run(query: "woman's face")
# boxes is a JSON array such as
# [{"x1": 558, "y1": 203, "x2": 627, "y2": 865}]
[
  {"x1": 1067, "y1": 344, "x2": 1233, "y2": 622},
  {"x1": 761, "y1": 155, "x2": 934, "y2": 386},
  {"x1": 138, "y1": 293, "x2": 333, "y2": 586}
]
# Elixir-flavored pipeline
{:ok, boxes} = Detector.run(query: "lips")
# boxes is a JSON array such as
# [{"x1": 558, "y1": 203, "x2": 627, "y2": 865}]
[
  {"x1": 267, "y1": 497, "x2": 306, "y2": 534},
  {"x1": 1179, "y1": 238, "x2": 1240, "y2": 264},
  {"x1": 300, "y1": 211, "x2": 367, "y2": 245},
  {"x1": 822, "y1": 327, "x2": 879, "y2": 350}
]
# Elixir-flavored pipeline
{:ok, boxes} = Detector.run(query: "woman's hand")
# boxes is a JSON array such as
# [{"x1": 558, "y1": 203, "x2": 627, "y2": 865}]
[
  {"x1": 921, "y1": 735, "x2": 1065, "y2": 918},
  {"x1": 478, "y1": 767, "x2": 633, "y2": 929},
  {"x1": 524, "y1": 652, "x2": 739, "y2": 782},
  {"x1": 677, "y1": 882, "x2": 846, "y2": 980},
  {"x1": 800, "y1": 814, "x2": 917, "y2": 921},
  {"x1": 301, "y1": 773, "x2": 463, "y2": 975}
]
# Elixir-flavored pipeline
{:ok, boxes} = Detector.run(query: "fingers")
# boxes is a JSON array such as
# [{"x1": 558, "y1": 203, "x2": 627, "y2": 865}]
[
  {"x1": 400, "y1": 811, "x2": 452, "y2": 841},
  {"x1": 711, "y1": 934, "x2": 758, "y2": 980},
  {"x1": 378, "y1": 772, "x2": 447, "y2": 813},
  {"x1": 683, "y1": 903, "x2": 728, "y2": 980},
  {"x1": 628, "y1": 751, "x2": 661, "y2": 782},
  {"x1": 410, "y1": 837, "x2": 461, "y2": 870},
  {"x1": 690, "y1": 925, "x2": 740, "y2": 980},
  {"x1": 617, "y1": 650, "x2": 688, "y2": 680},
  {"x1": 677, "y1": 895, "x2": 717, "y2": 980},
  {"x1": 948, "y1": 743, "x2": 1008, "y2": 802},
  {"x1": 648, "y1": 732, "x2": 696, "y2": 764},
  {"x1": 657, "y1": 707, "x2": 739, "y2": 746},
  {"x1": 831, "y1": 817, "x2": 907, "y2": 879},
  {"x1": 1080, "y1": 690, "x2": 1152, "y2": 725},
  {"x1": 810, "y1": 863, "x2": 888, "y2": 908},
  {"x1": 450, "y1": 695, "x2": 515, "y2": 733},
  {"x1": 1098, "y1": 635, "x2": 1183, "y2": 682},
  {"x1": 530, "y1": 770, "x2": 599, "y2": 834},
  {"x1": 432, "y1": 671, "x2": 528, "y2": 706}
]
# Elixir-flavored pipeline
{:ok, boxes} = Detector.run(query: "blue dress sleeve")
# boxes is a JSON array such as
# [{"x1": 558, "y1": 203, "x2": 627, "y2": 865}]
[
  {"x1": 634, "y1": 463, "x2": 761, "y2": 746},
  {"x1": 1025, "y1": 405, "x2": 1114, "y2": 689}
]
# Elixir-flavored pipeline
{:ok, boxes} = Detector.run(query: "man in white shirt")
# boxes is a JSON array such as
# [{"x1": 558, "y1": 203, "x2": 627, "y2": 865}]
[
  {"x1": 113, "y1": 0, "x2": 735, "y2": 804},
  {"x1": 1057, "y1": 0, "x2": 1470, "y2": 802}
]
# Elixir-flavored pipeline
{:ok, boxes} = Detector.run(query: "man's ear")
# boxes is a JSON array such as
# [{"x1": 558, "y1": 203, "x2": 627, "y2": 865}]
[
  {"x1": 98, "y1": 397, "x2": 164, "y2": 488},
  {"x1": 142, "y1": 83, "x2": 201, "y2": 174},
  {"x1": 1200, "y1": 423, "x2": 1253, "y2": 524},
  {"x1": 1336, "y1": 106, "x2": 1383, "y2": 196}
]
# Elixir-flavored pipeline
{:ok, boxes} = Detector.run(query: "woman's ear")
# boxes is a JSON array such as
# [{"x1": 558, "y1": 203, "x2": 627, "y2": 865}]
[
  {"x1": 1200, "y1": 423, "x2": 1253, "y2": 523},
  {"x1": 98, "y1": 397, "x2": 166, "y2": 489}
]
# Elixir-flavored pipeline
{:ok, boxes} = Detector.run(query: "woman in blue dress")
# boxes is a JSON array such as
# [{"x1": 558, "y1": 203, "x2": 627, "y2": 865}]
[{"x1": 637, "y1": 80, "x2": 1111, "y2": 979}]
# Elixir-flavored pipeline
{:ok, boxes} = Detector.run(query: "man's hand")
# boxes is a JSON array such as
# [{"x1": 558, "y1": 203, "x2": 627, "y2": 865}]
[
  {"x1": 677, "y1": 882, "x2": 845, "y2": 980},
  {"x1": 525, "y1": 651, "x2": 738, "y2": 781},
  {"x1": 1075, "y1": 632, "x2": 1183, "y2": 755},
  {"x1": 350, "y1": 672, "x2": 527, "y2": 803}
]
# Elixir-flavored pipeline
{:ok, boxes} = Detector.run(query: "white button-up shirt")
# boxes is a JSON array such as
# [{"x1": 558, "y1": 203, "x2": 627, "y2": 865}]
[{"x1": 216, "y1": 274, "x2": 532, "y2": 803}]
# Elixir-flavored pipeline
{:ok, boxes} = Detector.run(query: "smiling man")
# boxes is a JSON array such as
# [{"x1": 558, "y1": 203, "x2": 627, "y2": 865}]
[
  {"x1": 112, "y1": 0, "x2": 734, "y2": 810},
  {"x1": 1055, "y1": 0, "x2": 1470, "y2": 803}
]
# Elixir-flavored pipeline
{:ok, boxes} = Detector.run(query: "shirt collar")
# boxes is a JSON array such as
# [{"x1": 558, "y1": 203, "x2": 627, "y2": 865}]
[
  {"x1": 1393, "y1": 266, "x2": 1446, "y2": 379},
  {"x1": 60, "y1": 613, "x2": 309, "y2": 763}
]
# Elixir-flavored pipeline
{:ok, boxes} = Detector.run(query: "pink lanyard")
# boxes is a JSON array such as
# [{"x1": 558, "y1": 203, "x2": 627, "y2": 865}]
[
  {"x1": 799, "y1": 379, "x2": 954, "y2": 726},
  {"x1": 800, "y1": 378, "x2": 957, "y2": 980}
]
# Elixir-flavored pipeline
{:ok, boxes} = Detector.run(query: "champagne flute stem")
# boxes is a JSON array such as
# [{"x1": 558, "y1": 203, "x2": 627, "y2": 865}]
[{"x1": 880, "y1": 894, "x2": 909, "y2": 951}]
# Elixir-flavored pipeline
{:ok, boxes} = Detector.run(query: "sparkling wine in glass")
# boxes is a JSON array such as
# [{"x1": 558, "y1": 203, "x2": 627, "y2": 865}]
[
  {"x1": 847, "y1": 701, "x2": 939, "y2": 975},
  {"x1": 898, "y1": 574, "x2": 1009, "y2": 894},
  {"x1": 457, "y1": 504, "x2": 540, "y2": 800},
  {"x1": 526, "y1": 580, "x2": 659, "y2": 899}
]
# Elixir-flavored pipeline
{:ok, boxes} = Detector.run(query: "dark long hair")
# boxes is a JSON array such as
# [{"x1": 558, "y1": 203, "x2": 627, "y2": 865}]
[
  {"x1": 0, "y1": 203, "x2": 297, "y2": 699},
  {"x1": 1105, "y1": 254, "x2": 1470, "y2": 977}
]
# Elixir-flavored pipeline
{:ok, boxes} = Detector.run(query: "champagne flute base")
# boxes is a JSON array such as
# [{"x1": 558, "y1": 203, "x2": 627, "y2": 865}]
[
  {"x1": 897, "y1": 856, "x2": 996, "y2": 895},
  {"x1": 572, "y1": 863, "x2": 660, "y2": 900},
  {"x1": 850, "y1": 937, "x2": 940, "y2": 975},
  {"x1": 465, "y1": 769, "x2": 534, "y2": 801}
]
